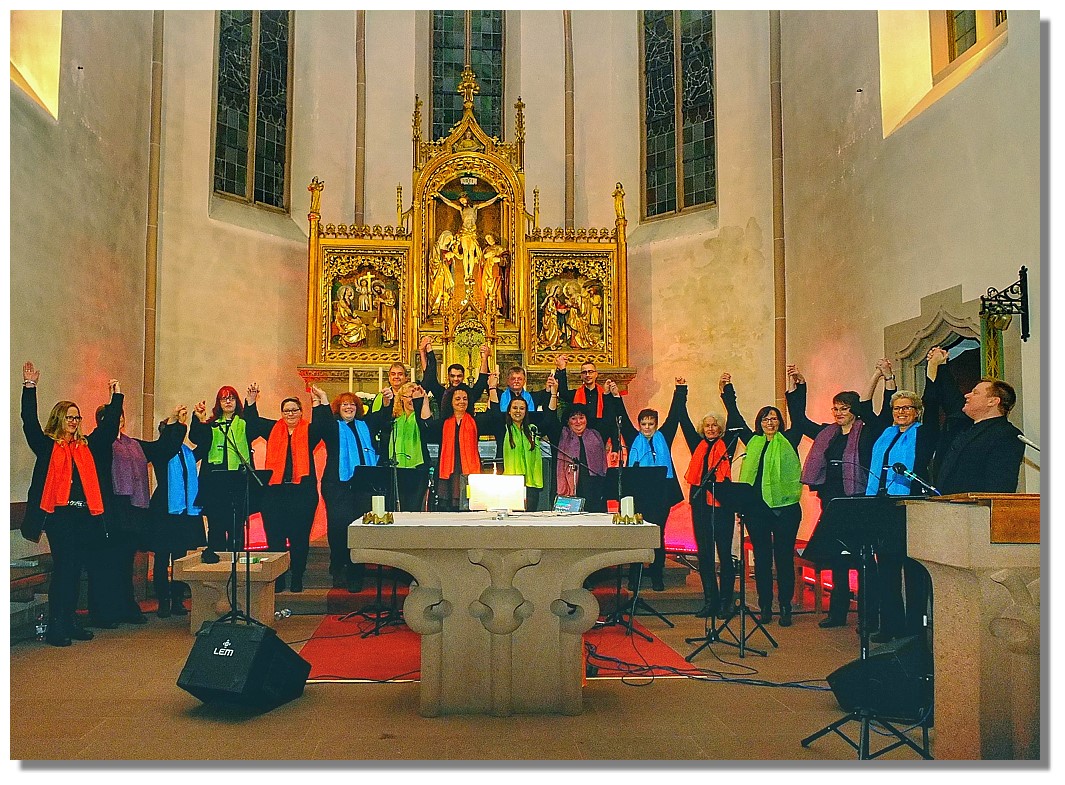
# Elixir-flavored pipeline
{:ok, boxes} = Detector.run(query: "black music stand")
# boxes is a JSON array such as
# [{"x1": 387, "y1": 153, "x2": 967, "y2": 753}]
[
  {"x1": 687, "y1": 481, "x2": 777, "y2": 659},
  {"x1": 604, "y1": 465, "x2": 675, "y2": 629},
  {"x1": 800, "y1": 495, "x2": 932, "y2": 759}
]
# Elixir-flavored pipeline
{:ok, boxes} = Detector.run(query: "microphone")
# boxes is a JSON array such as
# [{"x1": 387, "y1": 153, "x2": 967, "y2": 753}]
[
  {"x1": 1018, "y1": 434, "x2": 1041, "y2": 452},
  {"x1": 529, "y1": 423, "x2": 539, "y2": 438},
  {"x1": 891, "y1": 462, "x2": 941, "y2": 496}
]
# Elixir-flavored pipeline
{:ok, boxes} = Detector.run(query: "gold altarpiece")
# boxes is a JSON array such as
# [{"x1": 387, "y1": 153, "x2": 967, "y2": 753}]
[{"x1": 299, "y1": 68, "x2": 632, "y2": 396}]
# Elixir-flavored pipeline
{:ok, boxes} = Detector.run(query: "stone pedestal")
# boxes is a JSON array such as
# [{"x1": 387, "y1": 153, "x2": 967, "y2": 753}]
[
  {"x1": 349, "y1": 511, "x2": 658, "y2": 717},
  {"x1": 904, "y1": 494, "x2": 1039, "y2": 760},
  {"x1": 173, "y1": 551, "x2": 291, "y2": 634}
]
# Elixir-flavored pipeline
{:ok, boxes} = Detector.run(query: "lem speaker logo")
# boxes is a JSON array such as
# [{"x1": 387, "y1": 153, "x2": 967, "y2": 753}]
[{"x1": 213, "y1": 639, "x2": 235, "y2": 657}]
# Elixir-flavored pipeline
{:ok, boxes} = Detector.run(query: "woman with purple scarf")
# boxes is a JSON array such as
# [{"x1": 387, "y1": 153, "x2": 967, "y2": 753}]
[
  {"x1": 90, "y1": 402, "x2": 185, "y2": 626},
  {"x1": 786, "y1": 364, "x2": 883, "y2": 629},
  {"x1": 540, "y1": 403, "x2": 608, "y2": 512}
]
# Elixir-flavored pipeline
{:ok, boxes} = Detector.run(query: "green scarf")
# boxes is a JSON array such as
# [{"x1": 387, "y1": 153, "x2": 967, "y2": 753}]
[
  {"x1": 207, "y1": 416, "x2": 250, "y2": 470},
  {"x1": 738, "y1": 432, "x2": 801, "y2": 508},
  {"x1": 502, "y1": 423, "x2": 543, "y2": 489},
  {"x1": 391, "y1": 412, "x2": 423, "y2": 468}
]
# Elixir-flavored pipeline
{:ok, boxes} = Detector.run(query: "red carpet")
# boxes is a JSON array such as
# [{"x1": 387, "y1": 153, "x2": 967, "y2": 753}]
[{"x1": 300, "y1": 610, "x2": 694, "y2": 682}]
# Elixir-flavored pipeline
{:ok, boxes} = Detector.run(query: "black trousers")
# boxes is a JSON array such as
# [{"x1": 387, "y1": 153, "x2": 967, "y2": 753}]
[
  {"x1": 321, "y1": 481, "x2": 372, "y2": 580},
  {"x1": 44, "y1": 506, "x2": 105, "y2": 632},
  {"x1": 152, "y1": 551, "x2": 189, "y2": 601},
  {"x1": 745, "y1": 502, "x2": 802, "y2": 610},
  {"x1": 691, "y1": 498, "x2": 736, "y2": 605},
  {"x1": 202, "y1": 469, "x2": 253, "y2": 553},
  {"x1": 260, "y1": 479, "x2": 319, "y2": 580}
]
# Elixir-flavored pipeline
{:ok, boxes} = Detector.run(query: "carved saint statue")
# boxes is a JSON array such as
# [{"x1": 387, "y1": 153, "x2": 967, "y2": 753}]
[
  {"x1": 375, "y1": 282, "x2": 398, "y2": 345},
  {"x1": 333, "y1": 285, "x2": 368, "y2": 347},
  {"x1": 480, "y1": 234, "x2": 507, "y2": 317},
  {"x1": 428, "y1": 230, "x2": 456, "y2": 316}
]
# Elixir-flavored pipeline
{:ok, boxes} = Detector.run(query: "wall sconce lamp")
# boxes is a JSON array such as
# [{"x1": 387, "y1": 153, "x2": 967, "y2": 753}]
[{"x1": 980, "y1": 266, "x2": 1030, "y2": 341}]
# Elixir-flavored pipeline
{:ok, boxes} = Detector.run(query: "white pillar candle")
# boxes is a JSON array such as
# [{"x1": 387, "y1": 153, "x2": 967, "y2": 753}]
[
  {"x1": 372, "y1": 495, "x2": 386, "y2": 517},
  {"x1": 348, "y1": 367, "x2": 354, "y2": 393},
  {"x1": 620, "y1": 496, "x2": 635, "y2": 518},
  {"x1": 378, "y1": 366, "x2": 384, "y2": 389}
]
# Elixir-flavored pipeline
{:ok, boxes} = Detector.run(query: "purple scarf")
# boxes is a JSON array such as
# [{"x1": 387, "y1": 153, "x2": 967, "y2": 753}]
[
  {"x1": 112, "y1": 433, "x2": 151, "y2": 509},
  {"x1": 556, "y1": 427, "x2": 607, "y2": 496},
  {"x1": 801, "y1": 419, "x2": 865, "y2": 496}
]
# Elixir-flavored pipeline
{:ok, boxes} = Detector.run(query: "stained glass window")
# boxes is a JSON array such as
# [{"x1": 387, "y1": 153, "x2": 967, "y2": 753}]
[
  {"x1": 432, "y1": 10, "x2": 504, "y2": 140},
  {"x1": 214, "y1": 10, "x2": 291, "y2": 210},
  {"x1": 642, "y1": 10, "x2": 716, "y2": 218}
]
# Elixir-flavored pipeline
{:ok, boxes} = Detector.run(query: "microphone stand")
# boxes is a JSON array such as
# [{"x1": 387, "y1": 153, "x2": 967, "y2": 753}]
[
  {"x1": 216, "y1": 415, "x2": 266, "y2": 628},
  {"x1": 686, "y1": 433, "x2": 777, "y2": 660},
  {"x1": 361, "y1": 421, "x2": 407, "y2": 637}
]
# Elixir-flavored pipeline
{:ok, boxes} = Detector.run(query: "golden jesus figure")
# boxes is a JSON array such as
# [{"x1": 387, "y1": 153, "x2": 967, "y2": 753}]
[{"x1": 433, "y1": 191, "x2": 504, "y2": 281}]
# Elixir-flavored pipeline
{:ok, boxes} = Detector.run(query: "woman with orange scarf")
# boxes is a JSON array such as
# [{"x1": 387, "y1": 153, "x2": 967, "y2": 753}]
[
  {"x1": 430, "y1": 382, "x2": 494, "y2": 511},
  {"x1": 244, "y1": 384, "x2": 323, "y2": 593},
  {"x1": 19, "y1": 362, "x2": 122, "y2": 646}
]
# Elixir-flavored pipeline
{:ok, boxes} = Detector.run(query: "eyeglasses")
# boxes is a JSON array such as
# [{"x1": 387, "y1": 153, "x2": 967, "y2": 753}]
[
  {"x1": 761, "y1": 415, "x2": 780, "y2": 422},
  {"x1": 830, "y1": 406, "x2": 851, "y2": 413},
  {"x1": 281, "y1": 409, "x2": 302, "y2": 415},
  {"x1": 64, "y1": 415, "x2": 82, "y2": 422},
  {"x1": 892, "y1": 405, "x2": 916, "y2": 412},
  {"x1": 219, "y1": 396, "x2": 237, "y2": 403}
]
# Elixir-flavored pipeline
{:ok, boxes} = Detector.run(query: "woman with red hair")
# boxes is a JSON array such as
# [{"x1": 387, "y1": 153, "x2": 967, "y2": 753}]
[
  {"x1": 309, "y1": 385, "x2": 392, "y2": 591},
  {"x1": 243, "y1": 384, "x2": 324, "y2": 593},
  {"x1": 189, "y1": 384, "x2": 256, "y2": 563},
  {"x1": 19, "y1": 362, "x2": 122, "y2": 646}
]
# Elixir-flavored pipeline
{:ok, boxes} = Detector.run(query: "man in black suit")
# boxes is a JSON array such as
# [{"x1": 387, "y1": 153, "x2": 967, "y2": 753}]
[{"x1": 926, "y1": 347, "x2": 1025, "y2": 495}]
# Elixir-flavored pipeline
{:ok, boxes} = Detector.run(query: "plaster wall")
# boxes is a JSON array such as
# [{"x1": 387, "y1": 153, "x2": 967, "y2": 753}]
[
  {"x1": 9, "y1": 11, "x2": 154, "y2": 496},
  {"x1": 779, "y1": 10, "x2": 1041, "y2": 492}
]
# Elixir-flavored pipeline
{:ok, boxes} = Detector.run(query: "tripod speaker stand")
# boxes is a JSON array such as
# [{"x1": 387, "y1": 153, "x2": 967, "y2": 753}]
[{"x1": 799, "y1": 495, "x2": 932, "y2": 759}]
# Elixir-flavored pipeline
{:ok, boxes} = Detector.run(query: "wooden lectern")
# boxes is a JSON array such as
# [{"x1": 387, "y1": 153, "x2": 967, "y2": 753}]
[{"x1": 903, "y1": 493, "x2": 1039, "y2": 760}]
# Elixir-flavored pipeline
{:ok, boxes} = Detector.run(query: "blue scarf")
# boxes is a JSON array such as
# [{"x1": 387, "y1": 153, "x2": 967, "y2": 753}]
[
  {"x1": 499, "y1": 388, "x2": 536, "y2": 413},
  {"x1": 166, "y1": 445, "x2": 201, "y2": 515},
  {"x1": 865, "y1": 422, "x2": 921, "y2": 496},
  {"x1": 338, "y1": 419, "x2": 378, "y2": 481},
  {"x1": 627, "y1": 430, "x2": 674, "y2": 478}
]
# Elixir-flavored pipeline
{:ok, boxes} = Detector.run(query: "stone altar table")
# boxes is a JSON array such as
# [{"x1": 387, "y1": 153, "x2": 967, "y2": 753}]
[{"x1": 348, "y1": 511, "x2": 658, "y2": 716}]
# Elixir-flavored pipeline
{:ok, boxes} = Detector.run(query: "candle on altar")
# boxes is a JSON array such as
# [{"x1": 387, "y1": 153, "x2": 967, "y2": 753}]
[
  {"x1": 348, "y1": 367, "x2": 353, "y2": 393},
  {"x1": 372, "y1": 495, "x2": 386, "y2": 517},
  {"x1": 620, "y1": 496, "x2": 635, "y2": 518},
  {"x1": 378, "y1": 366, "x2": 384, "y2": 390}
]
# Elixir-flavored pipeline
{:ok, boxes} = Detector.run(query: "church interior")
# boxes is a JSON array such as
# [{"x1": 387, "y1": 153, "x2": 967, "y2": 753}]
[{"x1": 8, "y1": 10, "x2": 1042, "y2": 764}]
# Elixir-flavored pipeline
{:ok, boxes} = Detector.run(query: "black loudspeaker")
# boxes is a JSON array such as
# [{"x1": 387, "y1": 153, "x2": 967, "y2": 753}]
[
  {"x1": 177, "y1": 621, "x2": 311, "y2": 711},
  {"x1": 827, "y1": 635, "x2": 933, "y2": 722}
]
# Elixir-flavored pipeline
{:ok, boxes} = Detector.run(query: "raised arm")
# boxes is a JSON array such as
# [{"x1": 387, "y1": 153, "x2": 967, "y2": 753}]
[
  {"x1": 719, "y1": 372, "x2": 754, "y2": 444},
  {"x1": 89, "y1": 379, "x2": 124, "y2": 448},
  {"x1": 468, "y1": 344, "x2": 491, "y2": 404},
  {"x1": 419, "y1": 337, "x2": 446, "y2": 403},
  {"x1": 669, "y1": 380, "x2": 701, "y2": 452},
  {"x1": 20, "y1": 362, "x2": 52, "y2": 455},
  {"x1": 605, "y1": 379, "x2": 637, "y2": 446},
  {"x1": 784, "y1": 364, "x2": 819, "y2": 442}
]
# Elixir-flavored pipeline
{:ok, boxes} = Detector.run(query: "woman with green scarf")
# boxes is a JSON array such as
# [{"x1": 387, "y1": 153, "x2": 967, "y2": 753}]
[
  {"x1": 485, "y1": 373, "x2": 559, "y2": 511},
  {"x1": 720, "y1": 372, "x2": 804, "y2": 627},
  {"x1": 376, "y1": 381, "x2": 433, "y2": 511}
]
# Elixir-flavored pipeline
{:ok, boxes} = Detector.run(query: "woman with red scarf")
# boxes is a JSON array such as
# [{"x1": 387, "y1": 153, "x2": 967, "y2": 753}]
[
  {"x1": 19, "y1": 362, "x2": 121, "y2": 646},
  {"x1": 666, "y1": 378, "x2": 738, "y2": 618},
  {"x1": 430, "y1": 383, "x2": 494, "y2": 511},
  {"x1": 189, "y1": 385, "x2": 257, "y2": 562},
  {"x1": 243, "y1": 384, "x2": 323, "y2": 593}
]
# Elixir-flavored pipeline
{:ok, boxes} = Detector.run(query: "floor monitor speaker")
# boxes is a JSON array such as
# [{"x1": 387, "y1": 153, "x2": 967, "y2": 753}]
[
  {"x1": 827, "y1": 634, "x2": 933, "y2": 722},
  {"x1": 178, "y1": 621, "x2": 311, "y2": 711}
]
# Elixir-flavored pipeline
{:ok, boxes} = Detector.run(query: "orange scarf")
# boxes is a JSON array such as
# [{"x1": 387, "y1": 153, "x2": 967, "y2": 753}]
[
  {"x1": 685, "y1": 438, "x2": 730, "y2": 507},
  {"x1": 438, "y1": 415, "x2": 481, "y2": 480},
  {"x1": 573, "y1": 384, "x2": 605, "y2": 418},
  {"x1": 40, "y1": 440, "x2": 104, "y2": 515},
  {"x1": 265, "y1": 419, "x2": 311, "y2": 485}
]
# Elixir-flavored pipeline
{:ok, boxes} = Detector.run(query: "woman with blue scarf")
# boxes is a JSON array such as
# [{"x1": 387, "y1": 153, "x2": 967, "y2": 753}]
[
  {"x1": 863, "y1": 384, "x2": 939, "y2": 642},
  {"x1": 310, "y1": 384, "x2": 393, "y2": 592},
  {"x1": 147, "y1": 405, "x2": 207, "y2": 617},
  {"x1": 609, "y1": 380, "x2": 683, "y2": 592}
]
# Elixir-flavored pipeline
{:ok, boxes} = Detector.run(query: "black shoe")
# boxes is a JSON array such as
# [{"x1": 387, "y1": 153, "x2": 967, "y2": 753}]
[
  {"x1": 46, "y1": 631, "x2": 72, "y2": 647},
  {"x1": 289, "y1": 575, "x2": 303, "y2": 593},
  {"x1": 275, "y1": 576, "x2": 287, "y2": 593},
  {"x1": 68, "y1": 625, "x2": 94, "y2": 641},
  {"x1": 171, "y1": 597, "x2": 188, "y2": 616},
  {"x1": 718, "y1": 598, "x2": 735, "y2": 618},
  {"x1": 651, "y1": 576, "x2": 665, "y2": 592},
  {"x1": 819, "y1": 615, "x2": 847, "y2": 629},
  {"x1": 122, "y1": 612, "x2": 148, "y2": 625},
  {"x1": 778, "y1": 606, "x2": 793, "y2": 627},
  {"x1": 871, "y1": 629, "x2": 897, "y2": 643},
  {"x1": 88, "y1": 617, "x2": 119, "y2": 629},
  {"x1": 156, "y1": 600, "x2": 171, "y2": 619},
  {"x1": 201, "y1": 549, "x2": 220, "y2": 564},
  {"x1": 758, "y1": 606, "x2": 774, "y2": 624},
  {"x1": 694, "y1": 602, "x2": 714, "y2": 618}
]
